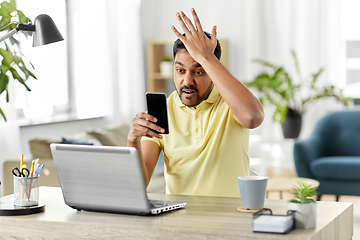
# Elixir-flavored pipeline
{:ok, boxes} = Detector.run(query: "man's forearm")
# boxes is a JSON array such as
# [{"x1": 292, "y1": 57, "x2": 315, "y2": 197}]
[
  {"x1": 200, "y1": 55, "x2": 264, "y2": 129},
  {"x1": 128, "y1": 140, "x2": 151, "y2": 187}
]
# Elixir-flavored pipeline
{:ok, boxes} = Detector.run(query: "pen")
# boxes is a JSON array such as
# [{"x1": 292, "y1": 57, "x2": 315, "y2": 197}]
[
  {"x1": 29, "y1": 161, "x2": 35, "y2": 198},
  {"x1": 32, "y1": 158, "x2": 39, "y2": 174},
  {"x1": 34, "y1": 164, "x2": 44, "y2": 177},
  {"x1": 30, "y1": 161, "x2": 35, "y2": 177}
]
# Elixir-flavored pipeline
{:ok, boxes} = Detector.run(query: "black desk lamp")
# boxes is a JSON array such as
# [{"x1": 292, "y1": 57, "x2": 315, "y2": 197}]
[{"x1": 0, "y1": 14, "x2": 64, "y2": 46}]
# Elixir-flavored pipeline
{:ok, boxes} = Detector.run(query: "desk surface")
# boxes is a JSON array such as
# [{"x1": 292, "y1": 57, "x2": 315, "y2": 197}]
[{"x1": 0, "y1": 187, "x2": 353, "y2": 240}]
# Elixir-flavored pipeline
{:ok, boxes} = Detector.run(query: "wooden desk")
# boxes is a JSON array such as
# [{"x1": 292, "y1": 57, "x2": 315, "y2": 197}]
[{"x1": 0, "y1": 187, "x2": 353, "y2": 239}]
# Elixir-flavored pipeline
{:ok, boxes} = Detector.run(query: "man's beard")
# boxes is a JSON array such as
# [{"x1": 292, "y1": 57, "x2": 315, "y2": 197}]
[{"x1": 176, "y1": 83, "x2": 213, "y2": 107}]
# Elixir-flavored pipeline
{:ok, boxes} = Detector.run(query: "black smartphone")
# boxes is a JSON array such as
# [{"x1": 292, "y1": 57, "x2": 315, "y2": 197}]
[{"x1": 146, "y1": 92, "x2": 169, "y2": 134}]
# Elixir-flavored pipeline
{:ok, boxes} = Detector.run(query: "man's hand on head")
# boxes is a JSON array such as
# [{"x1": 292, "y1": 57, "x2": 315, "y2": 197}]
[{"x1": 171, "y1": 8, "x2": 217, "y2": 64}]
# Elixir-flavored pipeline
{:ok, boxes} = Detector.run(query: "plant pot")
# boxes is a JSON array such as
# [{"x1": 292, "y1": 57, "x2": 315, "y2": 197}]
[
  {"x1": 160, "y1": 61, "x2": 173, "y2": 77},
  {"x1": 288, "y1": 202, "x2": 316, "y2": 229},
  {"x1": 281, "y1": 109, "x2": 302, "y2": 138}
]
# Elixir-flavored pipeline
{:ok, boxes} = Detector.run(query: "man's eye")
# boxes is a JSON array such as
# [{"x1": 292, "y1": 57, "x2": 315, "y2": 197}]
[
  {"x1": 176, "y1": 69, "x2": 184, "y2": 73},
  {"x1": 196, "y1": 71, "x2": 205, "y2": 75}
]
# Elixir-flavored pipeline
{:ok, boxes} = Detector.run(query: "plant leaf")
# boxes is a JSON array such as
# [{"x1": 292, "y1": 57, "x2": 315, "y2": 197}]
[
  {"x1": 9, "y1": 0, "x2": 16, "y2": 10},
  {"x1": 17, "y1": 59, "x2": 37, "y2": 80},
  {"x1": 0, "y1": 0, "x2": 15, "y2": 14},
  {"x1": 0, "y1": 73, "x2": 9, "y2": 94},
  {"x1": 252, "y1": 59, "x2": 279, "y2": 71},
  {"x1": 310, "y1": 68, "x2": 324, "y2": 89},
  {"x1": 0, "y1": 107, "x2": 7, "y2": 121},
  {"x1": 0, "y1": 48, "x2": 13, "y2": 68},
  {"x1": 9, "y1": 67, "x2": 31, "y2": 91},
  {"x1": 288, "y1": 181, "x2": 318, "y2": 203},
  {"x1": 291, "y1": 50, "x2": 303, "y2": 84},
  {"x1": 16, "y1": 9, "x2": 30, "y2": 24}
]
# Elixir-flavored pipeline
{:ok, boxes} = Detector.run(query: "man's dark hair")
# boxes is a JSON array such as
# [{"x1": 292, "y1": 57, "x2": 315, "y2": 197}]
[{"x1": 173, "y1": 31, "x2": 222, "y2": 60}]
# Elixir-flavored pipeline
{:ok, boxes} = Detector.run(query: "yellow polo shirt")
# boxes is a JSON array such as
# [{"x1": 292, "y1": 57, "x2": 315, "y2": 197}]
[{"x1": 142, "y1": 86, "x2": 250, "y2": 198}]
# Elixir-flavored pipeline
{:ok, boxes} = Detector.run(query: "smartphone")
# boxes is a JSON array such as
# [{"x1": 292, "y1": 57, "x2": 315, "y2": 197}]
[{"x1": 146, "y1": 92, "x2": 169, "y2": 134}]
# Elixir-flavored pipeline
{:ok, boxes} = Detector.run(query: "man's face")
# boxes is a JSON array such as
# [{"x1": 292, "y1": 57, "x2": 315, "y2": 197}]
[{"x1": 173, "y1": 49, "x2": 214, "y2": 108}]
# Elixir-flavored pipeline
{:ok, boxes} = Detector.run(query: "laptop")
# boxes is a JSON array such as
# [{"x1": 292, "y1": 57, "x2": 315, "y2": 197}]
[{"x1": 50, "y1": 143, "x2": 186, "y2": 215}]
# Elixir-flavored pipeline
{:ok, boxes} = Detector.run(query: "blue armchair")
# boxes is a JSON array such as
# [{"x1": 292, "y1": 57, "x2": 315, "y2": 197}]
[{"x1": 293, "y1": 110, "x2": 360, "y2": 201}]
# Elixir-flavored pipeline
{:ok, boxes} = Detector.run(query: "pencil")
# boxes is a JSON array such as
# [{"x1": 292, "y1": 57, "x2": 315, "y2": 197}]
[
  {"x1": 29, "y1": 161, "x2": 35, "y2": 198},
  {"x1": 20, "y1": 154, "x2": 23, "y2": 171},
  {"x1": 19, "y1": 154, "x2": 24, "y2": 203}
]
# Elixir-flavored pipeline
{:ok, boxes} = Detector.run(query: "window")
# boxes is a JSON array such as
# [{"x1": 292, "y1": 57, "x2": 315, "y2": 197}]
[
  {"x1": 341, "y1": 0, "x2": 360, "y2": 99},
  {"x1": 14, "y1": 0, "x2": 68, "y2": 120},
  {"x1": 346, "y1": 41, "x2": 360, "y2": 85}
]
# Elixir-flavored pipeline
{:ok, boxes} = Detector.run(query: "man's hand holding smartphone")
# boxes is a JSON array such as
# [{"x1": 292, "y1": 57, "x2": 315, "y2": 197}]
[{"x1": 127, "y1": 93, "x2": 169, "y2": 144}]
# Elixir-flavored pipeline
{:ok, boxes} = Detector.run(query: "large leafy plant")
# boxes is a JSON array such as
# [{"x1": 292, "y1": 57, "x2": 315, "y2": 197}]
[
  {"x1": 288, "y1": 181, "x2": 318, "y2": 204},
  {"x1": 244, "y1": 51, "x2": 353, "y2": 124},
  {"x1": 0, "y1": 0, "x2": 37, "y2": 121}
]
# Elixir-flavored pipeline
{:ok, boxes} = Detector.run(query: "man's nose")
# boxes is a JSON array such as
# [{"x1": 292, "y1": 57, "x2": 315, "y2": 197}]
[{"x1": 183, "y1": 72, "x2": 195, "y2": 86}]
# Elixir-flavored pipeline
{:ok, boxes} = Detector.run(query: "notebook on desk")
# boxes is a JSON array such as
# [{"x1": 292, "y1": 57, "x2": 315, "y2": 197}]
[{"x1": 50, "y1": 143, "x2": 186, "y2": 215}]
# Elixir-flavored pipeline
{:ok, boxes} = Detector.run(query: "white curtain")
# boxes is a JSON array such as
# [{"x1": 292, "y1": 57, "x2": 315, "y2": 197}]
[
  {"x1": 107, "y1": 0, "x2": 146, "y2": 123},
  {"x1": 69, "y1": 0, "x2": 145, "y2": 123},
  {"x1": 236, "y1": 0, "x2": 343, "y2": 139},
  {"x1": 237, "y1": 0, "x2": 342, "y2": 86}
]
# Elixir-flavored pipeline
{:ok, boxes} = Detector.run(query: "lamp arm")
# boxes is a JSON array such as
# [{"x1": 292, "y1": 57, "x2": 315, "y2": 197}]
[
  {"x1": 0, "y1": 23, "x2": 35, "y2": 43},
  {"x1": 0, "y1": 28, "x2": 18, "y2": 42},
  {"x1": 16, "y1": 23, "x2": 35, "y2": 32}
]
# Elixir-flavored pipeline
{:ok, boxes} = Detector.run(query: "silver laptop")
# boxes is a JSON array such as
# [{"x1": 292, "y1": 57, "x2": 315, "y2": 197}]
[{"x1": 50, "y1": 143, "x2": 186, "y2": 215}]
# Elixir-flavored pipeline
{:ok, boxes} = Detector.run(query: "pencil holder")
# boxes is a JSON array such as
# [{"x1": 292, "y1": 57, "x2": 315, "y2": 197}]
[{"x1": 14, "y1": 176, "x2": 39, "y2": 207}]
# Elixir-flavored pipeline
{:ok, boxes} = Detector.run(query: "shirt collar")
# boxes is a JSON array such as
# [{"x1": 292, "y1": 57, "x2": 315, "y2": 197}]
[{"x1": 174, "y1": 86, "x2": 220, "y2": 108}]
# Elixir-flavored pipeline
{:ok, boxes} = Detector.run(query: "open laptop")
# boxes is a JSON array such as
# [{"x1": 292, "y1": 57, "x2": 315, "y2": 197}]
[{"x1": 50, "y1": 143, "x2": 186, "y2": 215}]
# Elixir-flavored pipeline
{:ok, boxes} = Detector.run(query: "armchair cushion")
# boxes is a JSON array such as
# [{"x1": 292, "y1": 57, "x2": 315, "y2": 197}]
[{"x1": 310, "y1": 156, "x2": 360, "y2": 181}]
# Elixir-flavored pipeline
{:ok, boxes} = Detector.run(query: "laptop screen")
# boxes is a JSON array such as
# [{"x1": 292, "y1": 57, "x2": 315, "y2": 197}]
[{"x1": 51, "y1": 144, "x2": 151, "y2": 214}]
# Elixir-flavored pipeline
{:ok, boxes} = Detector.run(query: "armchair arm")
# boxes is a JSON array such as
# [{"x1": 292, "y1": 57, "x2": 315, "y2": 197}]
[{"x1": 293, "y1": 137, "x2": 324, "y2": 178}]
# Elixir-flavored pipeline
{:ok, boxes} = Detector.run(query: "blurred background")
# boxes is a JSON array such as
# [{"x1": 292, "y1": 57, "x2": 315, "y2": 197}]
[{"x1": 0, "y1": 0, "x2": 359, "y2": 192}]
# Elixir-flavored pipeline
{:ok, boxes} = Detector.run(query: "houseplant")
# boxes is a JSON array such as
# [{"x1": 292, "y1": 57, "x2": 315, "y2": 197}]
[
  {"x1": 0, "y1": 0, "x2": 37, "y2": 121},
  {"x1": 159, "y1": 56, "x2": 173, "y2": 78},
  {"x1": 244, "y1": 50, "x2": 353, "y2": 138},
  {"x1": 288, "y1": 181, "x2": 318, "y2": 229}
]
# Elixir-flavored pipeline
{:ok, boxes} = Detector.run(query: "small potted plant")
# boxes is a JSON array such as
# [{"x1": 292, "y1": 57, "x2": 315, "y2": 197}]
[
  {"x1": 159, "y1": 56, "x2": 173, "y2": 78},
  {"x1": 288, "y1": 181, "x2": 318, "y2": 229}
]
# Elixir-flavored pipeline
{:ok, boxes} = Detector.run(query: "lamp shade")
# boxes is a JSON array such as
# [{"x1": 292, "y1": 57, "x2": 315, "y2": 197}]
[{"x1": 33, "y1": 14, "x2": 64, "y2": 47}]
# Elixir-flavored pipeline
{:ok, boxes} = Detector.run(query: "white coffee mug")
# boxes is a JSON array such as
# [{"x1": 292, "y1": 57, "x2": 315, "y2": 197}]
[{"x1": 238, "y1": 176, "x2": 268, "y2": 210}]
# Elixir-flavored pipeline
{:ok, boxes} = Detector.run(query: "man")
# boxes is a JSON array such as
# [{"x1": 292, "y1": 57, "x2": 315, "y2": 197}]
[{"x1": 128, "y1": 9, "x2": 264, "y2": 198}]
